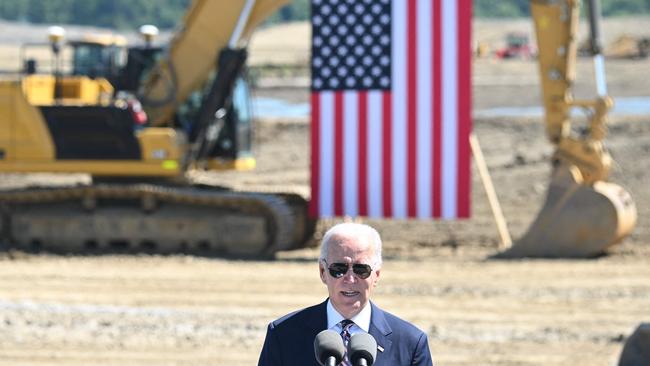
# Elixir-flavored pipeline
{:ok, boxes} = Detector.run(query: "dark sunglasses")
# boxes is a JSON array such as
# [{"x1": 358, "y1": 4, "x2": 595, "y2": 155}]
[{"x1": 323, "y1": 260, "x2": 374, "y2": 279}]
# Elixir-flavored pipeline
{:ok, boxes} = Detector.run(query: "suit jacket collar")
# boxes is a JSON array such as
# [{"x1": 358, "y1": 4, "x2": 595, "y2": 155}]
[
  {"x1": 307, "y1": 299, "x2": 329, "y2": 336},
  {"x1": 368, "y1": 301, "x2": 393, "y2": 357},
  {"x1": 369, "y1": 301, "x2": 392, "y2": 336}
]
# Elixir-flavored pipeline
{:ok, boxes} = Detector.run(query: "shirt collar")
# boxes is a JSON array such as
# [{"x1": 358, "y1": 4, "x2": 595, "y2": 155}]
[{"x1": 326, "y1": 299, "x2": 372, "y2": 332}]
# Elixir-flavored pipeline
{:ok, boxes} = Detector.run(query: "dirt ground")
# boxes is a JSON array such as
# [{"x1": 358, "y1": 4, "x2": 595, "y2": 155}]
[{"x1": 1, "y1": 18, "x2": 650, "y2": 366}]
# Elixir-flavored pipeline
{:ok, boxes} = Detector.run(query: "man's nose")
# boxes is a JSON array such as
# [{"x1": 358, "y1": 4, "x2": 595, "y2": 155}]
[{"x1": 342, "y1": 268, "x2": 356, "y2": 282}]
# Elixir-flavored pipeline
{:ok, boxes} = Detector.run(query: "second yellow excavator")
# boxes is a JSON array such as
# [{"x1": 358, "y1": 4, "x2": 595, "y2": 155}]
[{"x1": 498, "y1": 0, "x2": 637, "y2": 257}]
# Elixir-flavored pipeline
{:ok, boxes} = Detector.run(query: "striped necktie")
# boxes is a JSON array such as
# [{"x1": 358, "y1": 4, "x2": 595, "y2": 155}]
[{"x1": 339, "y1": 319, "x2": 354, "y2": 366}]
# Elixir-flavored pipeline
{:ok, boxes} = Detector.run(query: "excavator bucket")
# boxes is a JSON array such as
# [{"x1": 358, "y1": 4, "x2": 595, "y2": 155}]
[{"x1": 498, "y1": 163, "x2": 637, "y2": 258}]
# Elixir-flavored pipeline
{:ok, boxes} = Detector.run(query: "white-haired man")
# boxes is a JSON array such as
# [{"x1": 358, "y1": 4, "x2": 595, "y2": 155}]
[{"x1": 258, "y1": 223, "x2": 433, "y2": 366}]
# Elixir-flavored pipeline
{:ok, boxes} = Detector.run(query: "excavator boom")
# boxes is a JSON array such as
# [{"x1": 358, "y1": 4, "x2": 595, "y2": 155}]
[{"x1": 141, "y1": 0, "x2": 290, "y2": 126}]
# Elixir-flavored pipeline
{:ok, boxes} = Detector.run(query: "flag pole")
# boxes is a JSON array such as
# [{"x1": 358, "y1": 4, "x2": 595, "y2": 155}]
[{"x1": 469, "y1": 133, "x2": 512, "y2": 249}]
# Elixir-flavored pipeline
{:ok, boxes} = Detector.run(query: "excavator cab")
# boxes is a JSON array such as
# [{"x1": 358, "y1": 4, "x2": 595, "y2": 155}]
[
  {"x1": 69, "y1": 37, "x2": 127, "y2": 80},
  {"x1": 16, "y1": 24, "x2": 253, "y2": 167},
  {"x1": 68, "y1": 37, "x2": 162, "y2": 94}
]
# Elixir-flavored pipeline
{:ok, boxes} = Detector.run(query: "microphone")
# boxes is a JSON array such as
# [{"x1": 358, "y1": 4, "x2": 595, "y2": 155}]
[
  {"x1": 348, "y1": 332, "x2": 377, "y2": 366},
  {"x1": 314, "y1": 329, "x2": 345, "y2": 366}
]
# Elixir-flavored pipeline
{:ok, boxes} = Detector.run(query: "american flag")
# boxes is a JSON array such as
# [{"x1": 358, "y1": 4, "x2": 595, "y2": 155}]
[{"x1": 310, "y1": 0, "x2": 472, "y2": 219}]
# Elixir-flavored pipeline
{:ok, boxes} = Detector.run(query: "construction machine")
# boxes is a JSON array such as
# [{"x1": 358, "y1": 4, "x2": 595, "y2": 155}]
[
  {"x1": 0, "y1": 0, "x2": 636, "y2": 259},
  {"x1": 606, "y1": 34, "x2": 650, "y2": 59},
  {"x1": 0, "y1": 0, "x2": 315, "y2": 257},
  {"x1": 494, "y1": 31, "x2": 536, "y2": 60},
  {"x1": 499, "y1": 0, "x2": 637, "y2": 257}
]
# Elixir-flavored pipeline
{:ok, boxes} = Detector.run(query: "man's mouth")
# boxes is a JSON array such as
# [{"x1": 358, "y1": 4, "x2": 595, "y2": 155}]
[{"x1": 341, "y1": 291, "x2": 359, "y2": 297}]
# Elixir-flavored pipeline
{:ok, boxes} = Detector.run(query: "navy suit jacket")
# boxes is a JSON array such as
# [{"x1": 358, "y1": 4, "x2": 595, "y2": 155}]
[{"x1": 258, "y1": 299, "x2": 433, "y2": 366}]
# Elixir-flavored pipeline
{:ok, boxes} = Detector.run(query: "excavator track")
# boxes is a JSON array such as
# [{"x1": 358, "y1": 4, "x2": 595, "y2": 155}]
[
  {"x1": 0, "y1": 183, "x2": 311, "y2": 258},
  {"x1": 212, "y1": 185, "x2": 318, "y2": 253}
]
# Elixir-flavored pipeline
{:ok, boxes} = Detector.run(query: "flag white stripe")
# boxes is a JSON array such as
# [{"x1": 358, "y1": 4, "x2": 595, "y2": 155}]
[
  {"x1": 416, "y1": 0, "x2": 433, "y2": 218},
  {"x1": 442, "y1": 0, "x2": 458, "y2": 218},
  {"x1": 343, "y1": 91, "x2": 358, "y2": 217},
  {"x1": 319, "y1": 91, "x2": 335, "y2": 217},
  {"x1": 368, "y1": 91, "x2": 383, "y2": 218},
  {"x1": 391, "y1": 0, "x2": 407, "y2": 219}
]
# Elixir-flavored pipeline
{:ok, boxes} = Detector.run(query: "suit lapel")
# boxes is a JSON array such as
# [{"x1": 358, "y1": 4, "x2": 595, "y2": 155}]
[
  {"x1": 368, "y1": 302, "x2": 392, "y2": 365},
  {"x1": 307, "y1": 300, "x2": 329, "y2": 333},
  {"x1": 297, "y1": 300, "x2": 328, "y2": 365}
]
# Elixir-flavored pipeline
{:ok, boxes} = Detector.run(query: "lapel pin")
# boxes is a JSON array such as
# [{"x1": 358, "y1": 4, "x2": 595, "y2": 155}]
[{"x1": 377, "y1": 345, "x2": 384, "y2": 353}]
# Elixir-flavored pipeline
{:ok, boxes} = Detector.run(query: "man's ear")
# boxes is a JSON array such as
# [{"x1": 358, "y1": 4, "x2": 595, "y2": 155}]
[
  {"x1": 373, "y1": 269, "x2": 381, "y2": 287},
  {"x1": 319, "y1": 262, "x2": 327, "y2": 284}
]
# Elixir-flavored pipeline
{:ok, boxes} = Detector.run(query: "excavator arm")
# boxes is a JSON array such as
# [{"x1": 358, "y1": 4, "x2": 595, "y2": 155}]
[
  {"x1": 532, "y1": 0, "x2": 611, "y2": 183},
  {"x1": 499, "y1": 0, "x2": 637, "y2": 257},
  {"x1": 139, "y1": 0, "x2": 290, "y2": 127}
]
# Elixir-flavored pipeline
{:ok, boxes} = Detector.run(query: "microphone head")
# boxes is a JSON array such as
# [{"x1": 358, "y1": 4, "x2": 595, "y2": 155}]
[
  {"x1": 348, "y1": 332, "x2": 378, "y2": 366},
  {"x1": 314, "y1": 329, "x2": 345, "y2": 365}
]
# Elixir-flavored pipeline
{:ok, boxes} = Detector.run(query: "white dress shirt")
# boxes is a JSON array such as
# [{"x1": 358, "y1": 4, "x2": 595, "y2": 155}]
[{"x1": 326, "y1": 299, "x2": 372, "y2": 335}]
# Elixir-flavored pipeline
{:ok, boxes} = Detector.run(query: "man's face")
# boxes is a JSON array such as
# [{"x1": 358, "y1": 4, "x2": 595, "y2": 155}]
[{"x1": 319, "y1": 233, "x2": 381, "y2": 319}]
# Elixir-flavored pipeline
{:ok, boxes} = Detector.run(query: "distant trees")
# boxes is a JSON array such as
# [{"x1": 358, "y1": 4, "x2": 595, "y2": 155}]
[
  {"x1": 475, "y1": 0, "x2": 650, "y2": 17},
  {"x1": 0, "y1": 0, "x2": 191, "y2": 29},
  {"x1": 267, "y1": 0, "x2": 309, "y2": 23},
  {"x1": 601, "y1": 0, "x2": 650, "y2": 15},
  {"x1": 0, "y1": 0, "x2": 648, "y2": 30},
  {"x1": 474, "y1": 0, "x2": 530, "y2": 18}
]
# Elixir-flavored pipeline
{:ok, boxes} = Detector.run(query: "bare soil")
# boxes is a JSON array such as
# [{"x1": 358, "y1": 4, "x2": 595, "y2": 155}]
[{"x1": 1, "y1": 18, "x2": 650, "y2": 366}]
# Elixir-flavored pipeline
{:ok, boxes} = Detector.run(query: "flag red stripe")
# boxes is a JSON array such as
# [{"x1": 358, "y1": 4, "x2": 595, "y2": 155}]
[
  {"x1": 334, "y1": 91, "x2": 344, "y2": 216},
  {"x1": 407, "y1": 0, "x2": 417, "y2": 218},
  {"x1": 382, "y1": 91, "x2": 392, "y2": 217},
  {"x1": 432, "y1": 0, "x2": 442, "y2": 218},
  {"x1": 310, "y1": 92, "x2": 320, "y2": 218},
  {"x1": 358, "y1": 91, "x2": 368, "y2": 216},
  {"x1": 457, "y1": 0, "x2": 472, "y2": 217}
]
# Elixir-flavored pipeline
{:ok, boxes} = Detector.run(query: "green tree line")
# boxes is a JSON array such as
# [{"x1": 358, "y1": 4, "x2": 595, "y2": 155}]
[
  {"x1": 0, "y1": 0, "x2": 191, "y2": 29},
  {"x1": 474, "y1": 0, "x2": 650, "y2": 17},
  {"x1": 0, "y1": 0, "x2": 648, "y2": 30}
]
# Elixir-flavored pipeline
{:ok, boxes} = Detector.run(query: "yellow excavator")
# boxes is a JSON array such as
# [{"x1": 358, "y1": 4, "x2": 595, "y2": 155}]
[
  {"x1": 499, "y1": 0, "x2": 637, "y2": 257},
  {"x1": 0, "y1": 0, "x2": 316, "y2": 257}
]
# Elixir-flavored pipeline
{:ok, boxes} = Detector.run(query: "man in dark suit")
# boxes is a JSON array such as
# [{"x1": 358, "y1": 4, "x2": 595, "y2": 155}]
[{"x1": 258, "y1": 223, "x2": 433, "y2": 366}]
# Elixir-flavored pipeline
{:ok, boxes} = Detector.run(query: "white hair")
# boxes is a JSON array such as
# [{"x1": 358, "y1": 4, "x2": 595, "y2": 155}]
[{"x1": 319, "y1": 223, "x2": 383, "y2": 268}]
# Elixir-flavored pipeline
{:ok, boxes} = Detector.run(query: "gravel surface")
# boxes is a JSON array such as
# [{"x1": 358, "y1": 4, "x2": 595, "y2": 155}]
[{"x1": 1, "y1": 18, "x2": 650, "y2": 366}]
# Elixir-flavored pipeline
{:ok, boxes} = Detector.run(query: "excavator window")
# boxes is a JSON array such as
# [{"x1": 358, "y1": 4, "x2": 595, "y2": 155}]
[
  {"x1": 227, "y1": 77, "x2": 253, "y2": 156},
  {"x1": 232, "y1": 77, "x2": 252, "y2": 127},
  {"x1": 71, "y1": 43, "x2": 126, "y2": 79}
]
